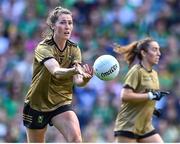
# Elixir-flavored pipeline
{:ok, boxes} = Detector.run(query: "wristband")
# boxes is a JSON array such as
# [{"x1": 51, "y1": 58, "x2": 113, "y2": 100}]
[{"x1": 148, "y1": 92, "x2": 154, "y2": 100}]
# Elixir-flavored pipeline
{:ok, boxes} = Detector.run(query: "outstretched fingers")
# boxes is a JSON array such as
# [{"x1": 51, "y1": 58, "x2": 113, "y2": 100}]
[{"x1": 83, "y1": 64, "x2": 93, "y2": 75}]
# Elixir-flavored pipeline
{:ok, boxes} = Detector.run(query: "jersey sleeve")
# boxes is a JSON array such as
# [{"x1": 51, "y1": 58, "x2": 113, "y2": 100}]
[
  {"x1": 123, "y1": 68, "x2": 139, "y2": 91},
  {"x1": 35, "y1": 44, "x2": 54, "y2": 63}
]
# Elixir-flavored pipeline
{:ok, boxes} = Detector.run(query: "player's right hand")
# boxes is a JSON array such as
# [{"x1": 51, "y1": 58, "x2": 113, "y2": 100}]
[{"x1": 148, "y1": 91, "x2": 170, "y2": 101}]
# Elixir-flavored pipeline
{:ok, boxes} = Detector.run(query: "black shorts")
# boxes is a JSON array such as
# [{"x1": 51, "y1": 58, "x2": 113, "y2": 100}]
[
  {"x1": 23, "y1": 103, "x2": 73, "y2": 129},
  {"x1": 114, "y1": 129, "x2": 157, "y2": 139}
]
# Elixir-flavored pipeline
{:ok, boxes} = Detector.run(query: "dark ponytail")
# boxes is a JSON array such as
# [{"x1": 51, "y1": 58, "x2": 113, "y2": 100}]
[{"x1": 113, "y1": 37, "x2": 155, "y2": 66}]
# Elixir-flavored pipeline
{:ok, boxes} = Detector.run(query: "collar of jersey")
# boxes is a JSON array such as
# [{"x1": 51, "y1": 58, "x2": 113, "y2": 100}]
[
  {"x1": 51, "y1": 36, "x2": 68, "y2": 52},
  {"x1": 139, "y1": 62, "x2": 152, "y2": 73}
]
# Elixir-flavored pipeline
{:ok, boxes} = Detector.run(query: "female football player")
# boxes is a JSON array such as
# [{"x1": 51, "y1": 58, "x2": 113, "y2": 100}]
[
  {"x1": 22, "y1": 6, "x2": 93, "y2": 142},
  {"x1": 113, "y1": 37, "x2": 169, "y2": 143}
]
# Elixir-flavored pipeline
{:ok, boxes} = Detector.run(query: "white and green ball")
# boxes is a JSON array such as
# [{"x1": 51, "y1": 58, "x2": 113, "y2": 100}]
[{"x1": 93, "y1": 55, "x2": 120, "y2": 81}]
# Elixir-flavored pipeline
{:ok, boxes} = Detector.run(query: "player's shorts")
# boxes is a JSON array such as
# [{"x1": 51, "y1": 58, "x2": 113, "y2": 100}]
[
  {"x1": 114, "y1": 129, "x2": 157, "y2": 139},
  {"x1": 23, "y1": 103, "x2": 73, "y2": 129}
]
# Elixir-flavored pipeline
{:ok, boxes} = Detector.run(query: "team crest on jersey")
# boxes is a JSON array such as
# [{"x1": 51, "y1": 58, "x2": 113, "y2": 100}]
[
  {"x1": 37, "y1": 115, "x2": 44, "y2": 123},
  {"x1": 143, "y1": 76, "x2": 152, "y2": 81},
  {"x1": 68, "y1": 55, "x2": 74, "y2": 61},
  {"x1": 54, "y1": 55, "x2": 74, "y2": 64},
  {"x1": 55, "y1": 55, "x2": 64, "y2": 64}
]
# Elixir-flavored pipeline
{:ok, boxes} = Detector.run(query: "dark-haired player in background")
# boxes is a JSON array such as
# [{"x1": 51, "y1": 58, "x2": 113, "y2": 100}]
[{"x1": 113, "y1": 37, "x2": 169, "y2": 143}]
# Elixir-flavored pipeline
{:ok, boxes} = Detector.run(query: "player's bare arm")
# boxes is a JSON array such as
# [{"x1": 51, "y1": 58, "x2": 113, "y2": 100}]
[
  {"x1": 44, "y1": 58, "x2": 78, "y2": 78},
  {"x1": 121, "y1": 88, "x2": 149, "y2": 102}
]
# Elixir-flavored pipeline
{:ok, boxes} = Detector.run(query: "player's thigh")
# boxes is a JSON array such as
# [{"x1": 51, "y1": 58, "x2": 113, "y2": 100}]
[
  {"x1": 26, "y1": 127, "x2": 47, "y2": 143},
  {"x1": 51, "y1": 111, "x2": 82, "y2": 142},
  {"x1": 115, "y1": 136, "x2": 137, "y2": 143},
  {"x1": 138, "y1": 133, "x2": 163, "y2": 143}
]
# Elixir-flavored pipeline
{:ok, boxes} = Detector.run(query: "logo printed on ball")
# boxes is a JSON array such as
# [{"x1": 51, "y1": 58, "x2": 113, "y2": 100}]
[{"x1": 101, "y1": 64, "x2": 118, "y2": 77}]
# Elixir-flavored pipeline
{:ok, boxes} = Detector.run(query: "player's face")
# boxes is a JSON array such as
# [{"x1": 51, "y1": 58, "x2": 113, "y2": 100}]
[
  {"x1": 54, "y1": 14, "x2": 73, "y2": 40},
  {"x1": 146, "y1": 41, "x2": 161, "y2": 65}
]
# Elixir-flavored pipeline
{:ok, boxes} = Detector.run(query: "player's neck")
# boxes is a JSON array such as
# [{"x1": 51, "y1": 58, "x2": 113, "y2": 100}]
[
  {"x1": 140, "y1": 61, "x2": 152, "y2": 72},
  {"x1": 53, "y1": 35, "x2": 66, "y2": 50}
]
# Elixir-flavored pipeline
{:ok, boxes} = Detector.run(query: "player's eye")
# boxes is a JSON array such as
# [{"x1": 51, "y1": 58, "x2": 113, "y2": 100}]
[
  {"x1": 59, "y1": 21, "x2": 72, "y2": 25},
  {"x1": 68, "y1": 21, "x2": 73, "y2": 25},
  {"x1": 60, "y1": 21, "x2": 66, "y2": 24},
  {"x1": 152, "y1": 47, "x2": 158, "y2": 52}
]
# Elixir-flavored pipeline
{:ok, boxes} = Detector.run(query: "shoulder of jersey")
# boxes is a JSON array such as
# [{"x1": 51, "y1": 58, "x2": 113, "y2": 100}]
[
  {"x1": 66, "y1": 40, "x2": 78, "y2": 48},
  {"x1": 39, "y1": 38, "x2": 78, "y2": 48},
  {"x1": 129, "y1": 64, "x2": 142, "y2": 72},
  {"x1": 42, "y1": 38, "x2": 54, "y2": 46}
]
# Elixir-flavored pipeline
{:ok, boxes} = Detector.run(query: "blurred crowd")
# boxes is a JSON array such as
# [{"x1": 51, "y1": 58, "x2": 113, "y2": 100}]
[{"x1": 0, "y1": 0, "x2": 179, "y2": 142}]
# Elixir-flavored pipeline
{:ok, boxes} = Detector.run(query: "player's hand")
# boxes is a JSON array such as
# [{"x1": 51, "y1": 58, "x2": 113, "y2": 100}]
[
  {"x1": 82, "y1": 64, "x2": 93, "y2": 79},
  {"x1": 83, "y1": 64, "x2": 93, "y2": 75},
  {"x1": 73, "y1": 63, "x2": 84, "y2": 75},
  {"x1": 148, "y1": 91, "x2": 170, "y2": 101},
  {"x1": 74, "y1": 63, "x2": 92, "y2": 79}
]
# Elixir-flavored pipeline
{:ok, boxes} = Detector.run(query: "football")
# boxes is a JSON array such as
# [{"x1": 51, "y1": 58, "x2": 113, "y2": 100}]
[{"x1": 93, "y1": 55, "x2": 120, "y2": 81}]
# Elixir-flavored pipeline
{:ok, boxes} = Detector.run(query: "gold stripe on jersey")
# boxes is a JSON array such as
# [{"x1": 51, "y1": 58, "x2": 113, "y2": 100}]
[
  {"x1": 114, "y1": 64, "x2": 159, "y2": 135},
  {"x1": 25, "y1": 37, "x2": 81, "y2": 111},
  {"x1": 23, "y1": 114, "x2": 32, "y2": 122}
]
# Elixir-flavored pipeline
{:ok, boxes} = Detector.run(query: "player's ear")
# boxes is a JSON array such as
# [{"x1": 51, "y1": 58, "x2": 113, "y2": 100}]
[
  {"x1": 140, "y1": 50, "x2": 146, "y2": 58},
  {"x1": 50, "y1": 23, "x2": 56, "y2": 31},
  {"x1": 51, "y1": 25, "x2": 55, "y2": 30}
]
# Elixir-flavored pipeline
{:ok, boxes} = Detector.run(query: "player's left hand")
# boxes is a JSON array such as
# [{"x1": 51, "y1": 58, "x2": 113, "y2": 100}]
[
  {"x1": 82, "y1": 64, "x2": 93, "y2": 80},
  {"x1": 83, "y1": 64, "x2": 93, "y2": 75},
  {"x1": 74, "y1": 63, "x2": 93, "y2": 79},
  {"x1": 148, "y1": 91, "x2": 170, "y2": 101}
]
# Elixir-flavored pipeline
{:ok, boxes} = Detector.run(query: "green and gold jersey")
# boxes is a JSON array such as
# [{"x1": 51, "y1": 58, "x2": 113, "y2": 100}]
[
  {"x1": 114, "y1": 64, "x2": 159, "y2": 135},
  {"x1": 25, "y1": 37, "x2": 81, "y2": 111}
]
